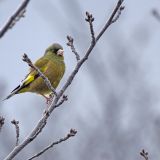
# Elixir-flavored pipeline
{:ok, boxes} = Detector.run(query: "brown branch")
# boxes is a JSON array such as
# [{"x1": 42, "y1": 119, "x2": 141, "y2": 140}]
[
  {"x1": 55, "y1": 95, "x2": 68, "y2": 108},
  {"x1": 0, "y1": 116, "x2": 5, "y2": 132},
  {"x1": 140, "y1": 149, "x2": 149, "y2": 160},
  {"x1": 67, "y1": 36, "x2": 80, "y2": 61},
  {"x1": 9, "y1": 10, "x2": 26, "y2": 29},
  {"x1": 11, "y1": 120, "x2": 20, "y2": 146},
  {"x1": 4, "y1": 0, "x2": 124, "y2": 159},
  {"x1": 57, "y1": 0, "x2": 124, "y2": 100},
  {"x1": 27, "y1": 129, "x2": 77, "y2": 160},
  {"x1": 96, "y1": 0, "x2": 124, "y2": 42},
  {"x1": 0, "y1": 0, "x2": 30, "y2": 38},
  {"x1": 85, "y1": 11, "x2": 96, "y2": 44},
  {"x1": 22, "y1": 53, "x2": 57, "y2": 96},
  {"x1": 112, "y1": 6, "x2": 125, "y2": 23}
]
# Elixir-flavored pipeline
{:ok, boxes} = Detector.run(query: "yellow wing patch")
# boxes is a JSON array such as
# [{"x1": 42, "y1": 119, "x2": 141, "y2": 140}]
[
  {"x1": 23, "y1": 65, "x2": 48, "y2": 86},
  {"x1": 24, "y1": 75, "x2": 35, "y2": 85}
]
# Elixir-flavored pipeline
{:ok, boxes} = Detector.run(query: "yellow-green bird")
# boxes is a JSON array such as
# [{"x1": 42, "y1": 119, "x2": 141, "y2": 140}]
[{"x1": 4, "y1": 43, "x2": 65, "y2": 101}]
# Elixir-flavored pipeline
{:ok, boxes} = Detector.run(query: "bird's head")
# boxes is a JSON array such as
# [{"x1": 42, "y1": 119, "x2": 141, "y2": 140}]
[{"x1": 45, "y1": 43, "x2": 64, "y2": 59}]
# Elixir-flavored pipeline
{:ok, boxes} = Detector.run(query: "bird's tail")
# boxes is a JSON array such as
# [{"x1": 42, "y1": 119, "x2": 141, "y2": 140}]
[{"x1": 3, "y1": 84, "x2": 24, "y2": 101}]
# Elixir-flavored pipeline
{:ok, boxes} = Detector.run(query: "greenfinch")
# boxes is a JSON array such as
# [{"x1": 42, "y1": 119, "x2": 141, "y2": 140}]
[{"x1": 4, "y1": 43, "x2": 65, "y2": 100}]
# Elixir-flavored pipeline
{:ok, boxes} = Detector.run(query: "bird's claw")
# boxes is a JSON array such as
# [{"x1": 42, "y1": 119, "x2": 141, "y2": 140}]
[{"x1": 46, "y1": 94, "x2": 53, "y2": 105}]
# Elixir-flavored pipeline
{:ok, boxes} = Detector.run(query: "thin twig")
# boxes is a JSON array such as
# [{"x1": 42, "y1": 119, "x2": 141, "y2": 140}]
[
  {"x1": 0, "y1": 0, "x2": 30, "y2": 38},
  {"x1": 67, "y1": 36, "x2": 80, "y2": 61},
  {"x1": 27, "y1": 129, "x2": 77, "y2": 160},
  {"x1": 112, "y1": 6, "x2": 125, "y2": 23},
  {"x1": 85, "y1": 11, "x2": 96, "y2": 44},
  {"x1": 140, "y1": 149, "x2": 149, "y2": 160},
  {"x1": 0, "y1": 116, "x2": 5, "y2": 132},
  {"x1": 11, "y1": 119, "x2": 20, "y2": 146},
  {"x1": 55, "y1": 95, "x2": 68, "y2": 108},
  {"x1": 4, "y1": 1, "x2": 124, "y2": 159},
  {"x1": 9, "y1": 10, "x2": 26, "y2": 29},
  {"x1": 57, "y1": 0, "x2": 124, "y2": 100},
  {"x1": 22, "y1": 53, "x2": 57, "y2": 96},
  {"x1": 96, "y1": 0, "x2": 124, "y2": 42}
]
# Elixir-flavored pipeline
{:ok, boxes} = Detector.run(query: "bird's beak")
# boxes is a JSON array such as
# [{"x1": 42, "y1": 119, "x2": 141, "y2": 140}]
[{"x1": 57, "y1": 49, "x2": 64, "y2": 56}]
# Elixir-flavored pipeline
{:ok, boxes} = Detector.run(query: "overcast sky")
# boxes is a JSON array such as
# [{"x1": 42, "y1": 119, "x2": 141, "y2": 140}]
[{"x1": 1, "y1": 0, "x2": 160, "y2": 160}]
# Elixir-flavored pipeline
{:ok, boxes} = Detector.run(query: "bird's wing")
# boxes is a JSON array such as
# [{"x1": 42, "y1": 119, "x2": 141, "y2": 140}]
[
  {"x1": 23, "y1": 57, "x2": 49, "y2": 86},
  {"x1": 12, "y1": 57, "x2": 49, "y2": 93},
  {"x1": 3, "y1": 57, "x2": 50, "y2": 100}
]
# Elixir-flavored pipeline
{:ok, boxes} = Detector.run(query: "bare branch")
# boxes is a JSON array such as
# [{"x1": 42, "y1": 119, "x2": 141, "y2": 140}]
[
  {"x1": 22, "y1": 53, "x2": 57, "y2": 96},
  {"x1": 96, "y1": 0, "x2": 124, "y2": 42},
  {"x1": 27, "y1": 129, "x2": 77, "y2": 160},
  {"x1": 152, "y1": 9, "x2": 160, "y2": 22},
  {"x1": 112, "y1": 6, "x2": 125, "y2": 23},
  {"x1": 11, "y1": 119, "x2": 20, "y2": 146},
  {"x1": 67, "y1": 36, "x2": 80, "y2": 61},
  {"x1": 85, "y1": 11, "x2": 96, "y2": 44},
  {"x1": 58, "y1": 0, "x2": 124, "y2": 100},
  {"x1": 0, "y1": 0, "x2": 30, "y2": 38},
  {"x1": 4, "y1": 0, "x2": 124, "y2": 159},
  {"x1": 0, "y1": 116, "x2": 5, "y2": 132},
  {"x1": 140, "y1": 149, "x2": 149, "y2": 160},
  {"x1": 55, "y1": 95, "x2": 68, "y2": 108},
  {"x1": 9, "y1": 10, "x2": 26, "y2": 29}
]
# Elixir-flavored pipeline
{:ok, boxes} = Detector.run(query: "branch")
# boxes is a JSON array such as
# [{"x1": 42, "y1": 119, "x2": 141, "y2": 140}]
[
  {"x1": 57, "y1": 0, "x2": 124, "y2": 99},
  {"x1": 0, "y1": 0, "x2": 30, "y2": 38},
  {"x1": 0, "y1": 116, "x2": 5, "y2": 132},
  {"x1": 96, "y1": 0, "x2": 124, "y2": 42},
  {"x1": 67, "y1": 36, "x2": 80, "y2": 61},
  {"x1": 22, "y1": 53, "x2": 57, "y2": 96},
  {"x1": 111, "y1": 6, "x2": 125, "y2": 23},
  {"x1": 4, "y1": 0, "x2": 124, "y2": 159},
  {"x1": 85, "y1": 12, "x2": 96, "y2": 44},
  {"x1": 55, "y1": 95, "x2": 68, "y2": 108},
  {"x1": 140, "y1": 149, "x2": 149, "y2": 160},
  {"x1": 11, "y1": 119, "x2": 20, "y2": 146},
  {"x1": 27, "y1": 129, "x2": 77, "y2": 160}
]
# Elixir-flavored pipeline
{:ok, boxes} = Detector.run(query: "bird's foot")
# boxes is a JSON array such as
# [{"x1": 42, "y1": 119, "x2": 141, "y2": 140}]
[
  {"x1": 41, "y1": 94, "x2": 53, "y2": 105},
  {"x1": 46, "y1": 97, "x2": 52, "y2": 105},
  {"x1": 47, "y1": 94, "x2": 54, "y2": 105},
  {"x1": 42, "y1": 94, "x2": 54, "y2": 116}
]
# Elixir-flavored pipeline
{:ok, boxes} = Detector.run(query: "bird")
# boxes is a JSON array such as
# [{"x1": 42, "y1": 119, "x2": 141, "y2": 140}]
[{"x1": 4, "y1": 43, "x2": 65, "y2": 102}]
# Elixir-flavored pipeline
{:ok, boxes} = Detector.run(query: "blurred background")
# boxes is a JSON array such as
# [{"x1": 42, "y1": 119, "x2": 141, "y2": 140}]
[{"x1": 0, "y1": 0, "x2": 160, "y2": 159}]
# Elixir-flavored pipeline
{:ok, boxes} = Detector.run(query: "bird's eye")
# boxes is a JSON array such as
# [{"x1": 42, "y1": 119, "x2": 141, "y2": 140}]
[{"x1": 53, "y1": 49, "x2": 59, "y2": 54}]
